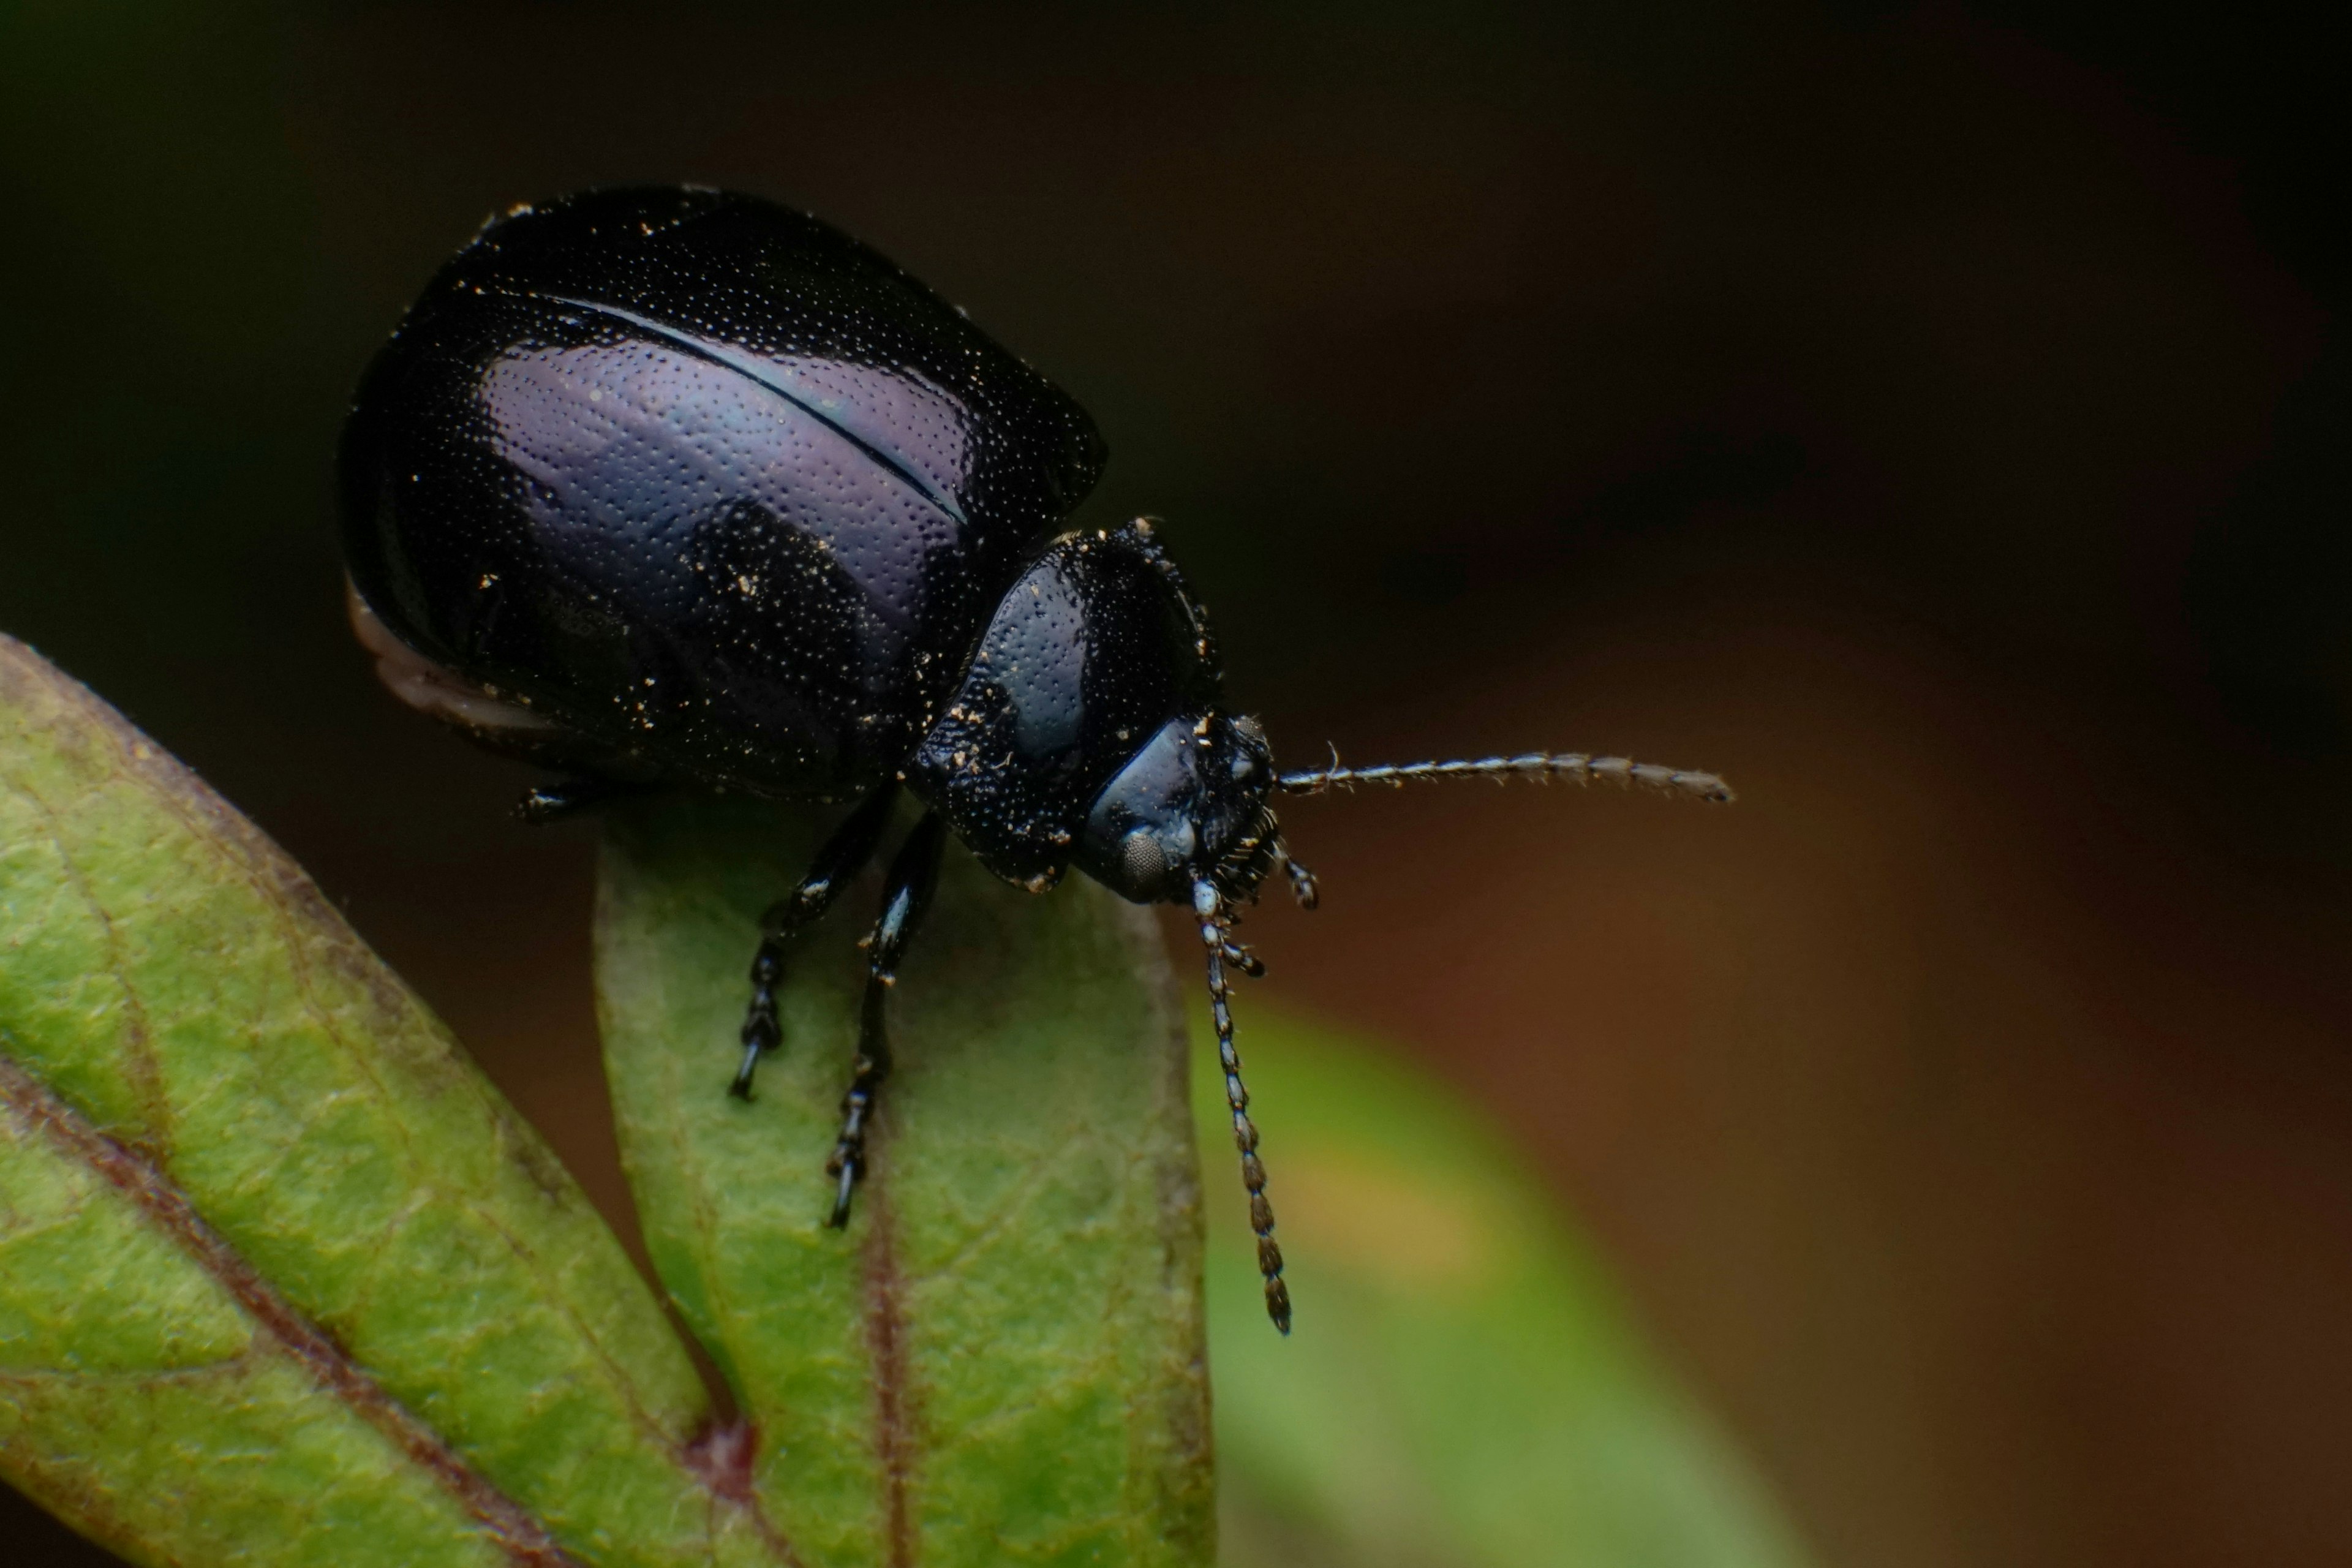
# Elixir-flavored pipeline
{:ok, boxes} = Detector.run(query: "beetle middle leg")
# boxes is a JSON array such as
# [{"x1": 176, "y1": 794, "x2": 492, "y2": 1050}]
[
  {"x1": 826, "y1": 809, "x2": 948, "y2": 1227},
  {"x1": 731, "y1": 783, "x2": 901, "y2": 1099}
]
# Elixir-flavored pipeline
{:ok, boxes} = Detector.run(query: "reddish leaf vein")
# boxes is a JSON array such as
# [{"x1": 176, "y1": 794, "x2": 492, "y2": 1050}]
[{"x1": 0, "y1": 1050, "x2": 583, "y2": 1568}]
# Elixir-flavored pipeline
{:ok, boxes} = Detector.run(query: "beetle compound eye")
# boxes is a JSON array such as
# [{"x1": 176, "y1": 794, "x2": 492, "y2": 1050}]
[{"x1": 1121, "y1": 828, "x2": 1167, "y2": 891}]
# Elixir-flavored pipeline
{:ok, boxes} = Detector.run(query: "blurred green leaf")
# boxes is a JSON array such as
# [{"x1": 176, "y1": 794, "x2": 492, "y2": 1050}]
[
  {"x1": 2, "y1": 624, "x2": 1801, "y2": 1568},
  {"x1": 1200, "y1": 1012, "x2": 1812, "y2": 1568},
  {"x1": 0, "y1": 635, "x2": 777, "y2": 1567},
  {"x1": 594, "y1": 796, "x2": 1213, "y2": 1568}
]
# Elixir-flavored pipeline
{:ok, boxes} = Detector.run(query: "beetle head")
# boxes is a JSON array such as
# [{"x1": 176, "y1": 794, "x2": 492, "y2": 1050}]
[{"x1": 1075, "y1": 711, "x2": 1277, "y2": 904}]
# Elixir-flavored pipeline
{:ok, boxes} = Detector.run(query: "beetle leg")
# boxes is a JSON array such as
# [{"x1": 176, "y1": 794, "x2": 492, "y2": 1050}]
[
  {"x1": 1272, "y1": 838, "x2": 1319, "y2": 911},
  {"x1": 1194, "y1": 878, "x2": 1292, "y2": 1334},
  {"x1": 514, "y1": 775, "x2": 651, "y2": 824},
  {"x1": 731, "y1": 783, "x2": 900, "y2": 1099},
  {"x1": 1218, "y1": 937, "x2": 1265, "y2": 978},
  {"x1": 825, "y1": 809, "x2": 948, "y2": 1227},
  {"x1": 1212, "y1": 909, "x2": 1266, "y2": 976}
]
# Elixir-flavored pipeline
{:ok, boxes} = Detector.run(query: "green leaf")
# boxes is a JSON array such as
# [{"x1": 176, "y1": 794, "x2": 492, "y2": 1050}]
[
  {"x1": 0, "y1": 635, "x2": 781, "y2": 1567},
  {"x1": 1200, "y1": 1012, "x2": 1813, "y2": 1568},
  {"x1": 594, "y1": 795, "x2": 1213, "y2": 1568},
  {"x1": 4, "y1": 622, "x2": 1796, "y2": 1568}
]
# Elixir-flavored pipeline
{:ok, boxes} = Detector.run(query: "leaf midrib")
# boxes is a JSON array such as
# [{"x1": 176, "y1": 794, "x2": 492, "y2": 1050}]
[{"x1": 0, "y1": 1046, "x2": 582, "y2": 1568}]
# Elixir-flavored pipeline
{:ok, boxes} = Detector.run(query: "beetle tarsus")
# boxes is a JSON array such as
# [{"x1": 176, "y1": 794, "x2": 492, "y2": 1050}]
[
  {"x1": 823, "y1": 810, "x2": 946, "y2": 1226},
  {"x1": 825, "y1": 989, "x2": 889, "y2": 1227},
  {"x1": 826, "y1": 1163, "x2": 860, "y2": 1229},
  {"x1": 731, "y1": 784, "x2": 900, "y2": 1099},
  {"x1": 728, "y1": 1039, "x2": 766, "y2": 1100}
]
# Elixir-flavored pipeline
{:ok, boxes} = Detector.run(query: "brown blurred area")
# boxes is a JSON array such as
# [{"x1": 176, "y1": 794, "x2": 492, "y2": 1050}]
[{"x1": 3, "y1": 3, "x2": 2345, "y2": 1565}]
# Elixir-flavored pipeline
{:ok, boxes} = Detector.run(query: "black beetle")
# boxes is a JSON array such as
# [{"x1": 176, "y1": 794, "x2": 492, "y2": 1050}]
[{"x1": 339, "y1": 186, "x2": 1732, "y2": 1333}]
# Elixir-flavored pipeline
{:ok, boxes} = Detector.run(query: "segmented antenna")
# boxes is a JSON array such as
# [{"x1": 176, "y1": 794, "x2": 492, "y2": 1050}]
[
  {"x1": 1194, "y1": 878, "x2": 1291, "y2": 1334},
  {"x1": 1276, "y1": 749, "x2": 1734, "y2": 804}
]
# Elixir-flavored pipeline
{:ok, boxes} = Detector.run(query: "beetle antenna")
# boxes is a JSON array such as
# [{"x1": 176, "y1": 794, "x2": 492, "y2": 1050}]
[
  {"x1": 1275, "y1": 749, "x2": 1734, "y2": 804},
  {"x1": 1193, "y1": 877, "x2": 1292, "y2": 1335}
]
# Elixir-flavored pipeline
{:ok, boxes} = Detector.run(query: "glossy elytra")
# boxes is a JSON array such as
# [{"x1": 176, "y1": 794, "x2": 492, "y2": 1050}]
[{"x1": 339, "y1": 186, "x2": 1734, "y2": 1334}]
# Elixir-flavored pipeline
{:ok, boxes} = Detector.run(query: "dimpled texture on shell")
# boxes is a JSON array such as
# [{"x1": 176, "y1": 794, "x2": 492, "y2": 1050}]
[
  {"x1": 910, "y1": 527, "x2": 1218, "y2": 885},
  {"x1": 339, "y1": 186, "x2": 1107, "y2": 796}
]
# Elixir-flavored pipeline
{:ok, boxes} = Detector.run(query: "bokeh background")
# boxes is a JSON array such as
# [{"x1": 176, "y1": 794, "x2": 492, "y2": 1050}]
[{"x1": 3, "y1": 2, "x2": 2345, "y2": 1564}]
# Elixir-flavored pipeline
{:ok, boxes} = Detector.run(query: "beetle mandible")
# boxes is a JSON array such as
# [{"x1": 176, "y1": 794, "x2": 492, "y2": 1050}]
[{"x1": 338, "y1": 186, "x2": 1733, "y2": 1334}]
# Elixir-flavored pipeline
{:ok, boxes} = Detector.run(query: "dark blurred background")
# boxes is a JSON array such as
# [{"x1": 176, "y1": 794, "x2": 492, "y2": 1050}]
[{"x1": 3, "y1": 2, "x2": 2346, "y2": 1564}]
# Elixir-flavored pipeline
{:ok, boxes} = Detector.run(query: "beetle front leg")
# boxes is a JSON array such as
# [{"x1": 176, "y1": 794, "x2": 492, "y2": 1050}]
[
  {"x1": 826, "y1": 809, "x2": 948, "y2": 1227},
  {"x1": 731, "y1": 783, "x2": 900, "y2": 1098}
]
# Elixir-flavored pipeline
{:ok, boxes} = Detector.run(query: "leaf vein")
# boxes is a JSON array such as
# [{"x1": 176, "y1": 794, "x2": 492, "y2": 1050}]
[{"x1": 0, "y1": 1049, "x2": 585, "y2": 1568}]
